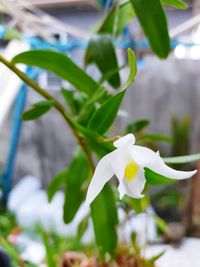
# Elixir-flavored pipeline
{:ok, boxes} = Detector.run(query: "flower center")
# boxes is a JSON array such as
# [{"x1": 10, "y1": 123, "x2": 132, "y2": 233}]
[{"x1": 124, "y1": 160, "x2": 139, "y2": 181}]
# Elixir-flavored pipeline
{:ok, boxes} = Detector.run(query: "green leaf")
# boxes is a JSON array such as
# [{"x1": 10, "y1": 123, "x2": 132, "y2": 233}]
[
  {"x1": 87, "y1": 49, "x2": 136, "y2": 135},
  {"x1": 145, "y1": 250, "x2": 165, "y2": 265},
  {"x1": 171, "y1": 116, "x2": 190, "y2": 158},
  {"x1": 144, "y1": 168, "x2": 176, "y2": 186},
  {"x1": 0, "y1": 238, "x2": 22, "y2": 265},
  {"x1": 33, "y1": 100, "x2": 56, "y2": 107},
  {"x1": 126, "y1": 119, "x2": 150, "y2": 133},
  {"x1": 130, "y1": 0, "x2": 170, "y2": 58},
  {"x1": 91, "y1": 184, "x2": 118, "y2": 258},
  {"x1": 41, "y1": 233, "x2": 55, "y2": 267},
  {"x1": 98, "y1": 64, "x2": 126, "y2": 86},
  {"x1": 146, "y1": 133, "x2": 172, "y2": 142},
  {"x1": 98, "y1": 0, "x2": 135, "y2": 36},
  {"x1": 12, "y1": 50, "x2": 98, "y2": 96},
  {"x1": 60, "y1": 50, "x2": 136, "y2": 139},
  {"x1": 64, "y1": 149, "x2": 89, "y2": 223},
  {"x1": 139, "y1": 133, "x2": 172, "y2": 143},
  {"x1": 88, "y1": 90, "x2": 126, "y2": 134},
  {"x1": 61, "y1": 88, "x2": 79, "y2": 115},
  {"x1": 125, "y1": 195, "x2": 149, "y2": 213},
  {"x1": 71, "y1": 118, "x2": 101, "y2": 140},
  {"x1": 22, "y1": 100, "x2": 55, "y2": 121},
  {"x1": 161, "y1": 0, "x2": 187, "y2": 9},
  {"x1": 164, "y1": 153, "x2": 200, "y2": 164},
  {"x1": 85, "y1": 35, "x2": 120, "y2": 88},
  {"x1": 122, "y1": 48, "x2": 137, "y2": 90},
  {"x1": 77, "y1": 215, "x2": 90, "y2": 240},
  {"x1": 89, "y1": 140, "x2": 114, "y2": 157},
  {"x1": 48, "y1": 170, "x2": 67, "y2": 202},
  {"x1": 77, "y1": 86, "x2": 107, "y2": 124},
  {"x1": 46, "y1": 100, "x2": 101, "y2": 140},
  {"x1": 154, "y1": 215, "x2": 169, "y2": 234}
]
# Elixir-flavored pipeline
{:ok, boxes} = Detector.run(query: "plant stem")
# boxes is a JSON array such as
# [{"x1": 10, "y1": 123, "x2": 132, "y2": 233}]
[{"x1": 0, "y1": 54, "x2": 95, "y2": 171}]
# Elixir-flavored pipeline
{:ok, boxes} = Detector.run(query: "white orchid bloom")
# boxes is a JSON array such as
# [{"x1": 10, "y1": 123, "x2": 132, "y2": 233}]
[{"x1": 86, "y1": 134, "x2": 197, "y2": 206}]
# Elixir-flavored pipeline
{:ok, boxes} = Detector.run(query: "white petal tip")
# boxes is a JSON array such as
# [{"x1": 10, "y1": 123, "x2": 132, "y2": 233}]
[
  {"x1": 114, "y1": 134, "x2": 135, "y2": 148},
  {"x1": 191, "y1": 169, "x2": 198, "y2": 176},
  {"x1": 180, "y1": 169, "x2": 197, "y2": 179},
  {"x1": 156, "y1": 151, "x2": 160, "y2": 156}
]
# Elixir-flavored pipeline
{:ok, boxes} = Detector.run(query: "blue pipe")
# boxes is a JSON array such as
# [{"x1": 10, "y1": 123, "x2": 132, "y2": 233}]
[{"x1": 1, "y1": 67, "x2": 40, "y2": 205}]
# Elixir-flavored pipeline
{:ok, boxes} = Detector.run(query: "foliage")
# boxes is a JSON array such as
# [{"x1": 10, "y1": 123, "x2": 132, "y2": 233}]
[
  {"x1": 85, "y1": 35, "x2": 120, "y2": 88},
  {"x1": 130, "y1": 0, "x2": 170, "y2": 58},
  {"x1": 0, "y1": 213, "x2": 93, "y2": 267},
  {"x1": 0, "y1": 0, "x2": 198, "y2": 264}
]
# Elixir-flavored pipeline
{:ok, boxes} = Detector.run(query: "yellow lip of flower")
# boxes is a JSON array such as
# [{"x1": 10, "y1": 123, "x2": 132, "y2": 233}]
[{"x1": 124, "y1": 160, "x2": 139, "y2": 181}]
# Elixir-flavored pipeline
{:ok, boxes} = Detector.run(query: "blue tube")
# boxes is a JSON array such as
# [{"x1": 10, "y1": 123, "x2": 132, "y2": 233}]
[{"x1": 1, "y1": 67, "x2": 40, "y2": 205}]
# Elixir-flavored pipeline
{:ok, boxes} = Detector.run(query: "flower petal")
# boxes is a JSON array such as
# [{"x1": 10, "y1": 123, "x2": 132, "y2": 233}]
[
  {"x1": 145, "y1": 152, "x2": 197, "y2": 180},
  {"x1": 131, "y1": 145, "x2": 197, "y2": 179},
  {"x1": 110, "y1": 148, "x2": 130, "y2": 182},
  {"x1": 114, "y1": 134, "x2": 135, "y2": 148},
  {"x1": 118, "y1": 182, "x2": 126, "y2": 199},
  {"x1": 119, "y1": 168, "x2": 145, "y2": 199},
  {"x1": 86, "y1": 152, "x2": 115, "y2": 206},
  {"x1": 131, "y1": 145, "x2": 158, "y2": 166}
]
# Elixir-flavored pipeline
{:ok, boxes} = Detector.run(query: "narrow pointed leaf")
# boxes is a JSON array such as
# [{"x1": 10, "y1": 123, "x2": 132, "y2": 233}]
[
  {"x1": 12, "y1": 50, "x2": 98, "y2": 96},
  {"x1": 164, "y1": 153, "x2": 200, "y2": 164},
  {"x1": 130, "y1": 0, "x2": 170, "y2": 58},
  {"x1": 139, "y1": 133, "x2": 172, "y2": 143},
  {"x1": 85, "y1": 35, "x2": 120, "y2": 88},
  {"x1": 89, "y1": 140, "x2": 114, "y2": 157},
  {"x1": 98, "y1": 0, "x2": 135, "y2": 35},
  {"x1": 77, "y1": 86, "x2": 107, "y2": 124},
  {"x1": 88, "y1": 90, "x2": 126, "y2": 134},
  {"x1": 98, "y1": 64, "x2": 126, "y2": 86},
  {"x1": 171, "y1": 116, "x2": 190, "y2": 158},
  {"x1": 33, "y1": 100, "x2": 56, "y2": 107},
  {"x1": 122, "y1": 48, "x2": 137, "y2": 90},
  {"x1": 41, "y1": 233, "x2": 55, "y2": 267},
  {"x1": 146, "y1": 250, "x2": 166, "y2": 264},
  {"x1": 64, "y1": 150, "x2": 89, "y2": 223},
  {"x1": 22, "y1": 100, "x2": 55, "y2": 121},
  {"x1": 87, "y1": 49, "x2": 136, "y2": 135},
  {"x1": 154, "y1": 215, "x2": 169, "y2": 234},
  {"x1": 22, "y1": 106, "x2": 51, "y2": 121},
  {"x1": 77, "y1": 215, "x2": 90, "y2": 240},
  {"x1": 161, "y1": 0, "x2": 187, "y2": 9},
  {"x1": 61, "y1": 88, "x2": 79, "y2": 115},
  {"x1": 126, "y1": 119, "x2": 150, "y2": 133},
  {"x1": 48, "y1": 170, "x2": 67, "y2": 202},
  {"x1": 70, "y1": 118, "x2": 101, "y2": 139},
  {"x1": 91, "y1": 184, "x2": 118, "y2": 258}
]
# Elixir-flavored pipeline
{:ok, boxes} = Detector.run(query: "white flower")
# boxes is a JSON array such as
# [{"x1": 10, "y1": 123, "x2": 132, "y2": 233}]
[{"x1": 86, "y1": 134, "x2": 197, "y2": 206}]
